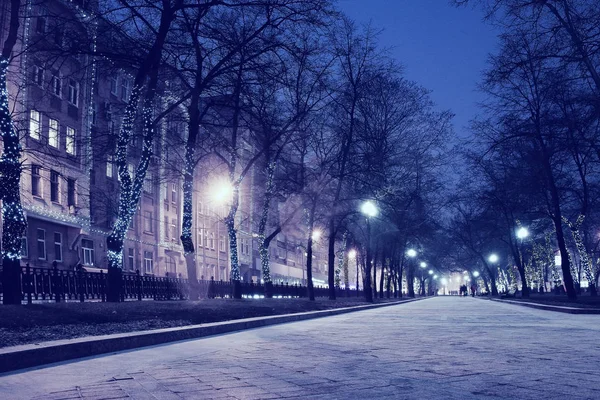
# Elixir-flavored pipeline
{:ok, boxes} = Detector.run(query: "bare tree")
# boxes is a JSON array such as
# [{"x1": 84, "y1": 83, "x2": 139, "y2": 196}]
[{"x1": 0, "y1": 0, "x2": 25, "y2": 305}]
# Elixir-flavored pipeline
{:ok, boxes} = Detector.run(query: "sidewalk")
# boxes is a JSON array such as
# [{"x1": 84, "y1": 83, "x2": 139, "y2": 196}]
[{"x1": 1, "y1": 297, "x2": 599, "y2": 399}]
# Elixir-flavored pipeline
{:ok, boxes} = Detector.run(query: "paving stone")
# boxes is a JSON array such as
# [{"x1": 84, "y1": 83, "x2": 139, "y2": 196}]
[{"x1": 2, "y1": 297, "x2": 600, "y2": 399}]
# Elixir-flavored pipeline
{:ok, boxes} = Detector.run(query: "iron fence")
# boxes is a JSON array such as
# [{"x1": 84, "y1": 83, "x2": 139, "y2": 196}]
[{"x1": 0, "y1": 264, "x2": 363, "y2": 303}]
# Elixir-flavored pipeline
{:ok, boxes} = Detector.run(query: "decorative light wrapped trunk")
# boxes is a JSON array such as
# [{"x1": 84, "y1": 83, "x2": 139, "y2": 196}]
[
  {"x1": 1, "y1": 56, "x2": 27, "y2": 304},
  {"x1": 563, "y1": 215, "x2": 597, "y2": 295},
  {"x1": 257, "y1": 161, "x2": 276, "y2": 297}
]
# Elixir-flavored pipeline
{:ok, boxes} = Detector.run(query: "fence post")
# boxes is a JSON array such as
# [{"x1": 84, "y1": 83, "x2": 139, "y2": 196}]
[
  {"x1": 136, "y1": 270, "x2": 142, "y2": 301},
  {"x1": 52, "y1": 262, "x2": 61, "y2": 303},
  {"x1": 25, "y1": 263, "x2": 32, "y2": 305},
  {"x1": 77, "y1": 265, "x2": 84, "y2": 302},
  {"x1": 208, "y1": 277, "x2": 215, "y2": 299},
  {"x1": 100, "y1": 270, "x2": 106, "y2": 302}
]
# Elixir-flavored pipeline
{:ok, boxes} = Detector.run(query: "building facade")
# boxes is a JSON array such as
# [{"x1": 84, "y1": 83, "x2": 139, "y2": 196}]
[{"x1": 1, "y1": 0, "x2": 351, "y2": 288}]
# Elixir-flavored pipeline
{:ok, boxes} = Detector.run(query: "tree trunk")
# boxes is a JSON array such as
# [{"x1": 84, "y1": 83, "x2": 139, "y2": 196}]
[
  {"x1": 226, "y1": 184, "x2": 242, "y2": 299},
  {"x1": 563, "y1": 216, "x2": 597, "y2": 297},
  {"x1": 106, "y1": 2, "x2": 176, "y2": 302},
  {"x1": 180, "y1": 70, "x2": 202, "y2": 300},
  {"x1": 386, "y1": 272, "x2": 391, "y2": 298},
  {"x1": 327, "y1": 219, "x2": 336, "y2": 300},
  {"x1": 372, "y1": 253, "x2": 377, "y2": 299},
  {"x1": 407, "y1": 264, "x2": 415, "y2": 298},
  {"x1": 305, "y1": 200, "x2": 317, "y2": 301},
  {"x1": 258, "y1": 161, "x2": 276, "y2": 298},
  {"x1": 1, "y1": 58, "x2": 26, "y2": 304},
  {"x1": 379, "y1": 258, "x2": 385, "y2": 299},
  {"x1": 1, "y1": 1, "x2": 26, "y2": 305}
]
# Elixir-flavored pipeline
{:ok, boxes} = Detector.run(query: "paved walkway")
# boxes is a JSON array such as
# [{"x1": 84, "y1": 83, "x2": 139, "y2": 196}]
[{"x1": 1, "y1": 297, "x2": 600, "y2": 399}]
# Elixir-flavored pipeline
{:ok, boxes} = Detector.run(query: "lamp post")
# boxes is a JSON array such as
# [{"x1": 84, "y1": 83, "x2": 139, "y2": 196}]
[
  {"x1": 361, "y1": 201, "x2": 377, "y2": 302},
  {"x1": 516, "y1": 226, "x2": 530, "y2": 297},
  {"x1": 419, "y1": 261, "x2": 427, "y2": 296},
  {"x1": 406, "y1": 248, "x2": 417, "y2": 297}
]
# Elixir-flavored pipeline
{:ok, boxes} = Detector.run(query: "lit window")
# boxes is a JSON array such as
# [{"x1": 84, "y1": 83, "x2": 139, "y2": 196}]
[
  {"x1": 48, "y1": 119, "x2": 59, "y2": 148},
  {"x1": 209, "y1": 232, "x2": 215, "y2": 249},
  {"x1": 106, "y1": 155, "x2": 113, "y2": 177},
  {"x1": 37, "y1": 229, "x2": 46, "y2": 260},
  {"x1": 31, "y1": 164, "x2": 42, "y2": 197},
  {"x1": 67, "y1": 79, "x2": 79, "y2": 106},
  {"x1": 219, "y1": 235, "x2": 225, "y2": 252},
  {"x1": 164, "y1": 217, "x2": 169, "y2": 239},
  {"x1": 54, "y1": 232, "x2": 62, "y2": 262},
  {"x1": 144, "y1": 251, "x2": 153, "y2": 274},
  {"x1": 66, "y1": 126, "x2": 76, "y2": 155},
  {"x1": 82, "y1": 239, "x2": 94, "y2": 266},
  {"x1": 29, "y1": 110, "x2": 40, "y2": 140},
  {"x1": 50, "y1": 170, "x2": 60, "y2": 202}
]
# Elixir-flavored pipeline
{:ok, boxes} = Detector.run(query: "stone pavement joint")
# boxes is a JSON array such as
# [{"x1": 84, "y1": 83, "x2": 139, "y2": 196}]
[{"x1": 1, "y1": 297, "x2": 599, "y2": 399}]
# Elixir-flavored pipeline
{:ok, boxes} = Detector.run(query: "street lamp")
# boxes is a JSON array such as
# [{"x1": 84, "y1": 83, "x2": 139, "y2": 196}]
[
  {"x1": 311, "y1": 229, "x2": 322, "y2": 241},
  {"x1": 212, "y1": 180, "x2": 233, "y2": 203},
  {"x1": 361, "y1": 201, "x2": 378, "y2": 302},
  {"x1": 473, "y1": 271, "x2": 480, "y2": 277},
  {"x1": 420, "y1": 261, "x2": 427, "y2": 269},
  {"x1": 516, "y1": 227, "x2": 529, "y2": 240},
  {"x1": 488, "y1": 253, "x2": 499, "y2": 263},
  {"x1": 361, "y1": 201, "x2": 378, "y2": 217},
  {"x1": 407, "y1": 248, "x2": 417, "y2": 258},
  {"x1": 428, "y1": 270, "x2": 433, "y2": 275}
]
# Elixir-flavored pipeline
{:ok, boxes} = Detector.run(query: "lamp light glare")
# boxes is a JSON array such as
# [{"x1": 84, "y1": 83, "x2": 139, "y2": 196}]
[{"x1": 361, "y1": 201, "x2": 378, "y2": 217}]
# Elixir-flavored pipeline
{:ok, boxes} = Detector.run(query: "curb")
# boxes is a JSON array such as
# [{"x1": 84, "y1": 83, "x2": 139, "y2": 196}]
[
  {"x1": 0, "y1": 298, "x2": 423, "y2": 374},
  {"x1": 489, "y1": 298, "x2": 600, "y2": 314}
]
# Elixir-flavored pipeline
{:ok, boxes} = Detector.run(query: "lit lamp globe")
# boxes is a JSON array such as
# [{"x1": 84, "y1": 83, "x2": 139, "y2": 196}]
[
  {"x1": 213, "y1": 180, "x2": 233, "y2": 203},
  {"x1": 473, "y1": 271, "x2": 480, "y2": 277},
  {"x1": 407, "y1": 249, "x2": 417, "y2": 258},
  {"x1": 420, "y1": 261, "x2": 427, "y2": 269},
  {"x1": 428, "y1": 270, "x2": 433, "y2": 275},
  {"x1": 488, "y1": 254, "x2": 499, "y2": 263},
  {"x1": 361, "y1": 201, "x2": 378, "y2": 218},
  {"x1": 348, "y1": 249, "x2": 357, "y2": 259},
  {"x1": 516, "y1": 227, "x2": 529, "y2": 240},
  {"x1": 311, "y1": 229, "x2": 322, "y2": 241}
]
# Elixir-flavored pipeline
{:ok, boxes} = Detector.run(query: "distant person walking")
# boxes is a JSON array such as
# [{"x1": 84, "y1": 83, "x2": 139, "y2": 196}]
[{"x1": 471, "y1": 284, "x2": 476, "y2": 297}]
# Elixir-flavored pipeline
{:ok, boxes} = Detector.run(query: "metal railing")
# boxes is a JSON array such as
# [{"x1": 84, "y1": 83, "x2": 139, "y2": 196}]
[{"x1": 0, "y1": 265, "x2": 364, "y2": 303}]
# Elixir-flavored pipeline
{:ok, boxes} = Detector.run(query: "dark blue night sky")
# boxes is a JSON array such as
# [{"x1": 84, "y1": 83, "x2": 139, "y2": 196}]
[{"x1": 337, "y1": 0, "x2": 499, "y2": 139}]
